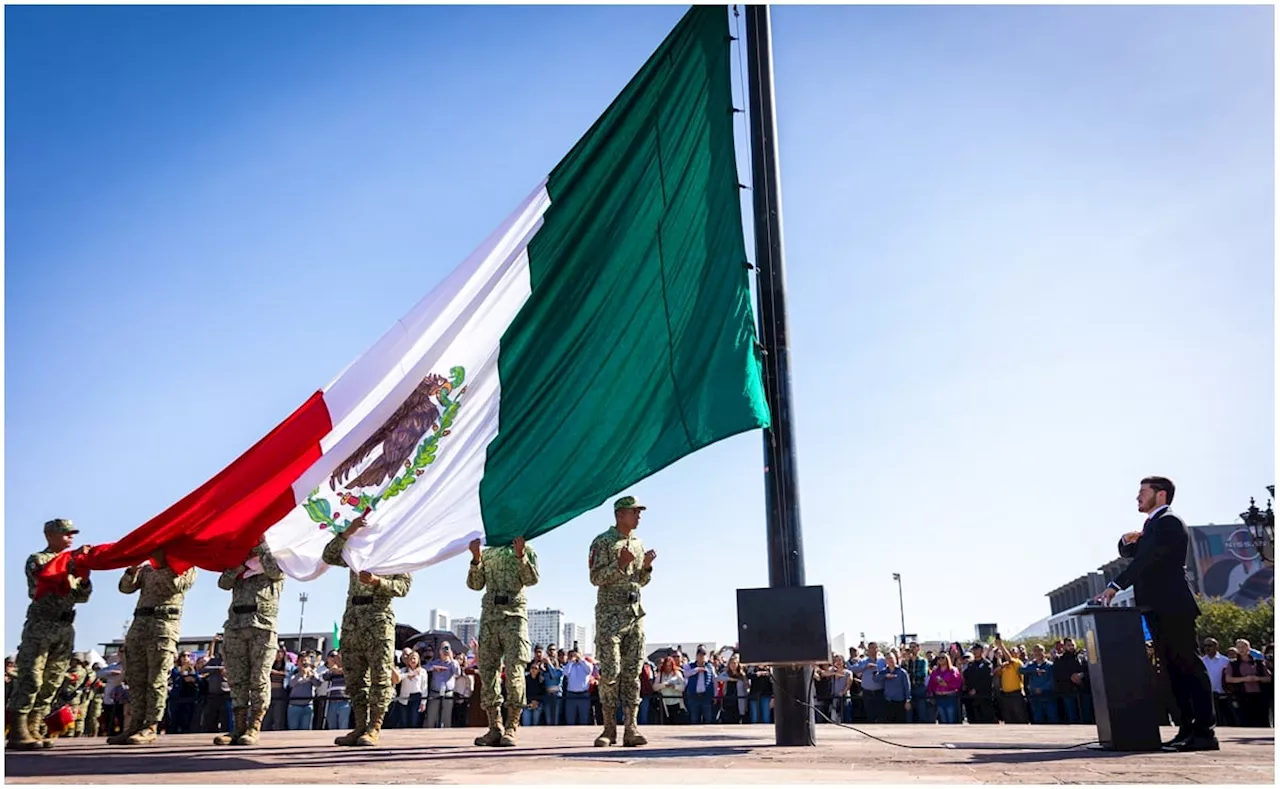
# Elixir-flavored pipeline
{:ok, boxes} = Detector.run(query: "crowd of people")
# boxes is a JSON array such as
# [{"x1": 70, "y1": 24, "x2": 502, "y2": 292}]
[{"x1": 16, "y1": 632, "x2": 1270, "y2": 739}]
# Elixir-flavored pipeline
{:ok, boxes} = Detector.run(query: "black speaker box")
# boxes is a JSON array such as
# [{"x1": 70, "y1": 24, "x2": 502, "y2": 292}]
[{"x1": 736, "y1": 586, "x2": 829, "y2": 664}]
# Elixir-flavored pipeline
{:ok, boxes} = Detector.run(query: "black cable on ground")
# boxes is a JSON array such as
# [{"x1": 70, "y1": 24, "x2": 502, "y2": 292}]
[{"x1": 780, "y1": 693, "x2": 1099, "y2": 751}]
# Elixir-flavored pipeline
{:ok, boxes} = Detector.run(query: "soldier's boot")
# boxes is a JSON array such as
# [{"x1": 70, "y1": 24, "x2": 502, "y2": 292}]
[
  {"x1": 29, "y1": 711, "x2": 54, "y2": 749},
  {"x1": 215, "y1": 707, "x2": 247, "y2": 745},
  {"x1": 474, "y1": 708, "x2": 504, "y2": 747},
  {"x1": 355, "y1": 719, "x2": 382, "y2": 747},
  {"x1": 593, "y1": 707, "x2": 618, "y2": 748},
  {"x1": 5, "y1": 712, "x2": 41, "y2": 751},
  {"x1": 106, "y1": 722, "x2": 140, "y2": 746},
  {"x1": 126, "y1": 724, "x2": 158, "y2": 745},
  {"x1": 234, "y1": 706, "x2": 265, "y2": 746},
  {"x1": 622, "y1": 704, "x2": 647, "y2": 747},
  {"x1": 334, "y1": 700, "x2": 368, "y2": 746},
  {"x1": 497, "y1": 709, "x2": 520, "y2": 747}
]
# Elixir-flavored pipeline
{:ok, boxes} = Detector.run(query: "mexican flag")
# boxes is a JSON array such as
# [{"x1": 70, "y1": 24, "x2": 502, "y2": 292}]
[{"x1": 69, "y1": 5, "x2": 769, "y2": 580}]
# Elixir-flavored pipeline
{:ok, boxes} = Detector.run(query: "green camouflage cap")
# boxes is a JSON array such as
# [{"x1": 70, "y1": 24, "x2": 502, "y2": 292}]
[
  {"x1": 613, "y1": 495, "x2": 646, "y2": 511},
  {"x1": 44, "y1": 518, "x2": 79, "y2": 535}
]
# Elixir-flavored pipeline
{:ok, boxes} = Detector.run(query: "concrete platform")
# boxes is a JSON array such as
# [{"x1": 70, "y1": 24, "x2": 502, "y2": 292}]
[{"x1": 4, "y1": 724, "x2": 1273, "y2": 784}]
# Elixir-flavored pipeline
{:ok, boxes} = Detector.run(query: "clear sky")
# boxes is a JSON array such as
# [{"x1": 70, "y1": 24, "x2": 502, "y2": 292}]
[{"x1": 5, "y1": 5, "x2": 1274, "y2": 657}]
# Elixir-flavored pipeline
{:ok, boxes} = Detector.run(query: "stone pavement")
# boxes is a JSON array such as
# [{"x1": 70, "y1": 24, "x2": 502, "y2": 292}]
[{"x1": 4, "y1": 725, "x2": 1273, "y2": 784}]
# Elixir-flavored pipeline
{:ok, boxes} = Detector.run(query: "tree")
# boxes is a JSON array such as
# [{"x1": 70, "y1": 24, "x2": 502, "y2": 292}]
[{"x1": 1195, "y1": 596, "x2": 1273, "y2": 649}]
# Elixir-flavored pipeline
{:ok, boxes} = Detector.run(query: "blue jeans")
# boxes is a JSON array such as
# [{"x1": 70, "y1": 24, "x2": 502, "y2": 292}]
[
  {"x1": 565, "y1": 693, "x2": 590, "y2": 725},
  {"x1": 288, "y1": 703, "x2": 314, "y2": 730},
  {"x1": 637, "y1": 697, "x2": 651, "y2": 726},
  {"x1": 522, "y1": 704, "x2": 544, "y2": 727},
  {"x1": 392, "y1": 695, "x2": 422, "y2": 729},
  {"x1": 750, "y1": 696, "x2": 773, "y2": 724},
  {"x1": 911, "y1": 691, "x2": 931, "y2": 723},
  {"x1": 543, "y1": 694, "x2": 562, "y2": 725},
  {"x1": 326, "y1": 699, "x2": 351, "y2": 731},
  {"x1": 1029, "y1": 694, "x2": 1058, "y2": 723},
  {"x1": 687, "y1": 697, "x2": 714, "y2": 725},
  {"x1": 935, "y1": 696, "x2": 960, "y2": 724}
]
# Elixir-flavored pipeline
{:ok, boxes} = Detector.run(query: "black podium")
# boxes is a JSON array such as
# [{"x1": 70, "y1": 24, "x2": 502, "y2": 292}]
[{"x1": 1074, "y1": 604, "x2": 1163, "y2": 751}]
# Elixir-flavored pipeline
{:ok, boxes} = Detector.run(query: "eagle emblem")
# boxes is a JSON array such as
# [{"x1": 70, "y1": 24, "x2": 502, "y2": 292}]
[{"x1": 303, "y1": 366, "x2": 467, "y2": 533}]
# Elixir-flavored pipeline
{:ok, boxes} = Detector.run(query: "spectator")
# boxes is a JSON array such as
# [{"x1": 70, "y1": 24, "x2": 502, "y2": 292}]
[
  {"x1": 424, "y1": 643, "x2": 461, "y2": 728},
  {"x1": 321, "y1": 650, "x2": 350, "y2": 732},
  {"x1": 1020, "y1": 644, "x2": 1057, "y2": 723},
  {"x1": 992, "y1": 641, "x2": 1028, "y2": 724},
  {"x1": 168, "y1": 651, "x2": 199, "y2": 734},
  {"x1": 286, "y1": 655, "x2": 323, "y2": 730},
  {"x1": 542, "y1": 651, "x2": 564, "y2": 726},
  {"x1": 903, "y1": 643, "x2": 932, "y2": 724},
  {"x1": 876, "y1": 653, "x2": 912, "y2": 723},
  {"x1": 746, "y1": 664, "x2": 772, "y2": 725},
  {"x1": 523, "y1": 645, "x2": 548, "y2": 728},
  {"x1": 852, "y1": 642, "x2": 888, "y2": 723},
  {"x1": 390, "y1": 649, "x2": 425, "y2": 729},
  {"x1": 683, "y1": 647, "x2": 716, "y2": 725},
  {"x1": 1200, "y1": 638, "x2": 1232, "y2": 727},
  {"x1": 200, "y1": 638, "x2": 233, "y2": 735},
  {"x1": 655, "y1": 656, "x2": 686, "y2": 723},
  {"x1": 562, "y1": 647, "x2": 592, "y2": 726},
  {"x1": 98, "y1": 651, "x2": 126, "y2": 736},
  {"x1": 926, "y1": 653, "x2": 962, "y2": 724},
  {"x1": 1225, "y1": 639, "x2": 1272, "y2": 727},
  {"x1": 1052, "y1": 639, "x2": 1088, "y2": 724},
  {"x1": 452, "y1": 654, "x2": 473, "y2": 728},
  {"x1": 820, "y1": 656, "x2": 851, "y2": 724},
  {"x1": 265, "y1": 646, "x2": 291, "y2": 731},
  {"x1": 719, "y1": 654, "x2": 749, "y2": 724},
  {"x1": 963, "y1": 644, "x2": 996, "y2": 724}
]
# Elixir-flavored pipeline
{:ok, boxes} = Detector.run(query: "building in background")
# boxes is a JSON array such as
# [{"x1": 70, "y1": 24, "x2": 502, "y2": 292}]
[
  {"x1": 563, "y1": 622, "x2": 587, "y2": 653},
  {"x1": 973, "y1": 624, "x2": 999, "y2": 643},
  {"x1": 428, "y1": 609, "x2": 450, "y2": 632},
  {"x1": 528, "y1": 608, "x2": 563, "y2": 651},
  {"x1": 1187, "y1": 524, "x2": 1275, "y2": 606},
  {"x1": 99, "y1": 631, "x2": 333, "y2": 659},
  {"x1": 452, "y1": 616, "x2": 479, "y2": 648}
]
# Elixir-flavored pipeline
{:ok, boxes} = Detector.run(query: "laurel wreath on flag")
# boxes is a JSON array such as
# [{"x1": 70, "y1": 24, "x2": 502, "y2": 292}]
[{"x1": 304, "y1": 365, "x2": 468, "y2": 533}]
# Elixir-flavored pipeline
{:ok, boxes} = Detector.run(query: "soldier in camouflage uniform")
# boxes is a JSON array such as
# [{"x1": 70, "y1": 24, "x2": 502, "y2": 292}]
[
  {"x1": 108, "y1": 549, "x2": 197, "y2": 746},
  {"x1": 214, "y1": 537, "x2": 284, "y2": 746},
  {"x1": 466, "y1": 535, "x2": 538, "y2": 747},
  {"x1": 322, "y1": 517, "x2": 412, "y2": 747},
  {"x1": 588, "y1": 496, "x2": 656, "y2": 748},
  {"x1": 83, "y1": 667, "x2": 105, "y2": 738},
  {"x1": 7, "y1": 519, "x2": 92, "y2": 751}
]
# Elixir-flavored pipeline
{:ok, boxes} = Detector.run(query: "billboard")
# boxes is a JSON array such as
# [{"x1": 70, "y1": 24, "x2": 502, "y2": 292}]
[{"x1": 1188, "y1": 524, "x2": 1274, "y2": 607}]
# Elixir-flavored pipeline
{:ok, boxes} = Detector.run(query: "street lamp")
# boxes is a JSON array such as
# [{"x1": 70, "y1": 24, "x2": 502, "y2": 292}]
[
  {"x1": 297, "y1": 592, "x2": 309, "y2": 653},
  {"x1": 892, "y1": 573, "x2": 906, "y2": 646},
  {"x1": 1240, "y1": 486, "x2": 1275, "y2": 566}
]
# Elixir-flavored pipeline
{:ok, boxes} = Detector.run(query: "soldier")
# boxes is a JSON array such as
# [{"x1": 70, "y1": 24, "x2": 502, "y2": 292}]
[
  {"x1": 83, "y1": 664, "x2": 105, "y2": 738},
  {"x1": 323, "y1": 516, "x2": 412, "y2": 747},
  {"x1": 108, "y1": 549, "x2": 197, "y2": 745},
  {"x1": 7, "y1": 518, "x2": 92, "y2": 751},
  {"x1": 588, "y1": 496, "x2": 656, "y2": 748},
  {"x1": 214, "y1": 537, "x2": 284, "y2": 746},
  {"x1": 466, "y1": 534, "x2": 538, "y2": 747}
]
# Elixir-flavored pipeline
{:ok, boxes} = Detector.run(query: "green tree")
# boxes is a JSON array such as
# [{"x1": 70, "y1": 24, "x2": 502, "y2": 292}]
[{"x1": 1195, "y1": 596, "x2": 1273, "y2": 649}]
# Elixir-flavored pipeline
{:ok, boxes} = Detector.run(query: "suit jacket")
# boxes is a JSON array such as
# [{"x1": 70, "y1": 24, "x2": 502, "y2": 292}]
[{"x1": 1114, "y1": 508, "x2": 1199, "y2": 617}]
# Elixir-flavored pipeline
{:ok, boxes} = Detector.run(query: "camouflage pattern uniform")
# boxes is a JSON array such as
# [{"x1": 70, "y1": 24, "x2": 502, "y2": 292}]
[
  {"x1": 589, "y1": 497, "x2": 653, "y2": 747},
  {"x1": 467, "y1": 543, "x2": 539, "y2": 746},
  {"x1": 83, "y1": 675, "x2": 104, "y2": 737},
  {"x1": 7, "y1": 520, "x2": 91, "y2": 751},
  {"x1": 322, "y1": 531, "x2": 411, "y2": 747},
  {"x1": 214, "y1": 540, "x2": 284, "y2": 745},
  {"x1": 111, "y1": 562, "x2": 197, "y2": 745}
]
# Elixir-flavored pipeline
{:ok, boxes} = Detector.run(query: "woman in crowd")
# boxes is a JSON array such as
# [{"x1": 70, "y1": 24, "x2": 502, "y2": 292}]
[
  {"x1": 390, "y1": 649, "x2": 425, "y2": 729},
  {"x1": 819, "y1": 656, "x2": 851, "y2": 724},
  {"x1": 747, "y1": 663, "x2": 774, "y2": 725},
  {"x1": 655, "y1": 656, "x2": 685, "y2": 724},
  {"x1": 1225, "y1": 639, "x2": 1272, "y2": 727},
  {"x1": 718, "y1": 653, "x2": 750, "y2": 724},
  {"x1": 265, "y1": 647, "x2": 290, "y2": 731},
  {"x1": 926, "y1": 653, "x2": 962, "y2": 724},
  {"x1": 286, "y1": 655, "x2": 323, "y2": 730},
  {"x1": 167, "y1": 651, "x2": 200, "y2": 734}
]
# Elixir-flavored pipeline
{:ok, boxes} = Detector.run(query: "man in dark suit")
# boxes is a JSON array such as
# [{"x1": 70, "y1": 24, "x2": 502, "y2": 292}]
[{"x1": 1099, "y1": 476, "x2": 1217, "y2": 751}]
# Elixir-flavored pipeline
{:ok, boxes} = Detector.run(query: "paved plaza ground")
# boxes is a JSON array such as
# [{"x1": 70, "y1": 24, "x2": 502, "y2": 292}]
[{"x1": 4, "y1": 724, "x2": 1274, "y2": 784}]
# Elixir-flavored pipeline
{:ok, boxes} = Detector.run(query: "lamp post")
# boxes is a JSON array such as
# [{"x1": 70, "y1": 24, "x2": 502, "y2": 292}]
[
  {"x1": 892, "y1": 573, "x2": 906, "y2": 645},
  {"x1": 297, "y1": 592, "x2": 309, "y2": 653},
  {"x1": 1240, "y1": 486, "x2": 1275, "y2": 566}
]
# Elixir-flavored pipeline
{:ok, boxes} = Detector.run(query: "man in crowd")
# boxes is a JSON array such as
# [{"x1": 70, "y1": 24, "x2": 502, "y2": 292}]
[
  {"x1": 200, "y1": 640, "x2": 233, "y2": 737},
  {"x1": 563, "y1": 647, "x2": 593, "y2": 725},
  {"x1": 851, "y1": 642, "x2": 887, "y2": 723},
  {"x1": 323, "y1": 517, "x2": 412, "y2": 747},
  {"x1": 215, "y1": 537, "x2": 284, "y2": 745},
  {"x1": 424, "y1": 642, "x2": 461, "y2": 728},
  {"x1": 589, "y1": 496, "x2": 656, "y2": 747},
  {"x1": 683, "y1": 648, "x2": 717, "y2": 725},
  {"x1": 962, "y1": 643, "x2": 996, "y2": 723},
  {"x1": 321, "y1": 650, "x2": 350, "y2": 732},
  {"x1": 7, "y1": 519, "x2": 93, "y2": 750},
  {"x1": 992, "y1": 640, "x2": 1028, "y2": 724},
  {"x1": 1052, "y1": 638, "x2": 1089, "y2": 724},
  {"x1": 542, "y1": 647, "x2": 564, "y2": 726},
  {"x1": 1200, "y1": 638, "x2": 1232, "y2": 726},
  {"x1": 467, "y1": 534, "x2": 538, "y2": 747},
  {"x1": 110, "y1": 548, "x2": 196, "y2": 745},
  {"x1": 903, "y1": 643, "x2": 931, "y2": 724}
]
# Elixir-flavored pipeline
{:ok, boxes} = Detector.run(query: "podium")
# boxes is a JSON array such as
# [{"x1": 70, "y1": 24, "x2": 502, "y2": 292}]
[{"x1": 1073, "y1": 604, "x2": 1163, "y2": 751}]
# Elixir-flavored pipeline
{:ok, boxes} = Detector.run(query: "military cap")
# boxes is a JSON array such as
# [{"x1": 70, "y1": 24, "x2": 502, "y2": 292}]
[
  {"x1": 44, "y1": 518, "x2": 79, "y2": 535},
  {"x1": 613, "y1": 495, "x2": 646, "y2": 511}
]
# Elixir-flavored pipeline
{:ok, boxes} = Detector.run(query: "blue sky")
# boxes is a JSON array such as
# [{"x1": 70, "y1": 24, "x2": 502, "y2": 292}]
[{"x1": 5, "y1": 5, "x2": 1273, "y2": 657}]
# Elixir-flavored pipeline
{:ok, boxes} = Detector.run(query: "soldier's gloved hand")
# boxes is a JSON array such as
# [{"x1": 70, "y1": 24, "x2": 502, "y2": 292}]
[{"x1": 643, "y1": 550, "x2": 657, "y2": 568}]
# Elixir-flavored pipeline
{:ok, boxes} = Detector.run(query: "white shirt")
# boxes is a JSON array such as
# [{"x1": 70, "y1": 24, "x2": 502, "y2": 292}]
[
  {"x1": 396, "y1": 667, "x2": 426, "y2": 703},
  {"x1": 1201, "y1": 653, "x2": 1230, "y2": 695}
]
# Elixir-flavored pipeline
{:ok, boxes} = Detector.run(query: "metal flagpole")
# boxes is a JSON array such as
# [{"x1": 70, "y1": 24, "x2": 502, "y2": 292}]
[{"x1": 744, "y1": 3, "x2": 815, "y2": 748}]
